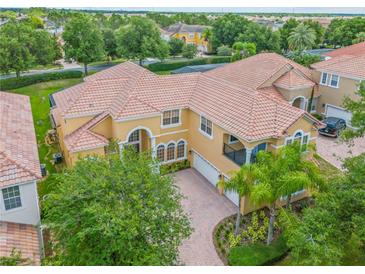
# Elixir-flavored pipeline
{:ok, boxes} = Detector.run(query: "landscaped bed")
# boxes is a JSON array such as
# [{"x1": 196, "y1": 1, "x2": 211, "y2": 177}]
[{"x1": 214, "y1": 199, "x2": 313, "y2": 265}]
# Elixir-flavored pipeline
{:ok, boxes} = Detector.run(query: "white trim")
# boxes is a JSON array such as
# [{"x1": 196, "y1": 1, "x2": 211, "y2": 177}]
[
  {"x1": 115, "y1": 113, "x2": 160, "y2": 123},
  {"x1": 328, "y1": 74, "x2": 340, "y2": 88},
  {"x1": 284, "y1": 130, "x2": 311, "y2": 151},
  {"x1": 155, "y1": 129, "x2": 189, "y2": 138},
  {"x1": 320, "y1": 72, "x2": 329, "y2": 86},
  {"x1": 290, "y1": 96, "x2": 307, "y2": 110},
  {"x1": 1, "y1": 185, "x2": 23, "y2": 213},
  {"x1": 160, "y1": 109, "x2": 182, "y2": 129},
  {"x1": 156, "y1": 143, "x2": 166, "y2": 162},
  {"x1": 176, "y1": 139, "x2": 187, "y2": 159},
  {"x1": 191, "y1": 148, "x2": 220, "y2": 173},
  {"x1": 166, "y1": 141, "x2": 177, "y2": 161},
  {"x1": 270, "y1": 144, "x2": 285, "y2": 149},
  {"x1": 316, "y1": 69, "x2": 364, "y2": 82},
  {"x1": 199, "y1": 114, "x2": 213, "y2": 140},
  {"x1": 125, "y1": 126, "x2": 154, "y2": 142}
]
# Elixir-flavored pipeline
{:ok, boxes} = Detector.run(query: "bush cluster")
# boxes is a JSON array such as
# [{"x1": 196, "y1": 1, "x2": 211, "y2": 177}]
[
  {"x1": 0, "y1": 70, "x2": 83, "y2": 90},
  {"x1": 146, "y1": 56, "x2": 231, "y2": 72},
  {"x1": 160, "y1": 159, "x2": 190, "y2": 175}
]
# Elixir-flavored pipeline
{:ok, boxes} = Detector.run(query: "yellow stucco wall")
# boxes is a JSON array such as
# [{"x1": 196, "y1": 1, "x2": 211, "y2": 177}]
[
  {"x1": 173, "y1": 32, "x2": 209, "y2": 50},
  {"x1": 312, "y1": 70, "x2": 361, "y2": 114}
]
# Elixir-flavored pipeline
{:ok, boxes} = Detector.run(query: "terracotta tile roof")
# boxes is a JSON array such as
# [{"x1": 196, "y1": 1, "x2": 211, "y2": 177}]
[
  {"x1": 274, "y1": 69, "x2": 315, "y2": 89},
  {"x1": 0, "y1": 92, "x2": 41, "y2": 188},
  {"x1": 311, "y1": 54, "x2": 365, "y2": 79},
  {"x1": 64, "y1": 113, "x2": 109, "y2": 153},
  {"x1": 163, "y1": 23, "x2": 208, "y2": 35},
  {"x1": 54, "y1": 56, "x2": 322, "y2": 149},
  {"x1": 323, "y1": 42, "x2": 365, "y2": 58},
  {"x1": 0, "y1": 221, "x2": 41, "y2": 265},
  {"x1": 205, "y1": 53, "x2": 314, "y2": 90}
]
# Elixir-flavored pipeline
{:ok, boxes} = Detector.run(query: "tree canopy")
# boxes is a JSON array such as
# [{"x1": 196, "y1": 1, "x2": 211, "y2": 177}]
[
  {"x1": 116, "y1": 17, "x2": 169, "y2": 65},
  {"x1": 62, "y1": 14, "x2": 105, "y2": 75},
  {"x1": 43, "y1": 149, "x2": 192, "y2": 265},
  {"x1": 325, "y1": 17, "x2": 365, "y2": 47},
  {"x1": 288, "y1": 24, "x2": 316, "y2": 51}
]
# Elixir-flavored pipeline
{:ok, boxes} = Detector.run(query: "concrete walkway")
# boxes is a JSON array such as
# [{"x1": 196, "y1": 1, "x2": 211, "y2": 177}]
[
  {"x1": 316, "y1": 135, "x2": 365, "y2": 169},
  {"x1": 175, "y1": 168, "x2": 236, "y2": 265}
]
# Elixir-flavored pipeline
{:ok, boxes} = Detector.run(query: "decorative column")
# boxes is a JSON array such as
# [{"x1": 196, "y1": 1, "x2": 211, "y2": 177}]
[
  {"x1": 245, "y1": 148, "x2": 253, "y2": 164},
  {"x1": 151, "y1": 137, "x2": 157, "y2": 158},
  {"x1": 119, "y1": 141, "x2": 126, "y2": 157}
]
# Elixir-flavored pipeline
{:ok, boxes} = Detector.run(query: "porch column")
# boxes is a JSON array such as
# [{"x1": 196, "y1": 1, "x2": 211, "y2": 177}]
[
  {"x1": 245, "y1": 148, "x2": 253, "y2": 164},
  {"x1": 151, "y1": 137, "x2": 157, "y2": 158},
  {"x1": 119, "y1": 141, "x2": 126, "y2": 157}
]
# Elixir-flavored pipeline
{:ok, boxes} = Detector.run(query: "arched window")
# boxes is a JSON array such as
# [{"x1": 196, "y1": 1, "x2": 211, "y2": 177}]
[
  {"x1": 156, "y1": 144, "x2": 165, "y2": 162},
  {"x1": 167, "y1": 143, "x2": 175, "y2": 161},
  {"x1": 177, "y1": 140, "x2": 186, "y2": 159},
  {"x1": 294, "y1": 131, "x2": 302, "y2": 144},
  {"x1": 127, "y1": 130, "x2": 140, "y2": 152}
]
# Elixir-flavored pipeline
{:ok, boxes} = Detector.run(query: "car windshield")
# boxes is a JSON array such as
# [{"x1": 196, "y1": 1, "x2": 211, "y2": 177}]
[{"x1": 324, "y1": 117, "x2": 339, "y2": 126}]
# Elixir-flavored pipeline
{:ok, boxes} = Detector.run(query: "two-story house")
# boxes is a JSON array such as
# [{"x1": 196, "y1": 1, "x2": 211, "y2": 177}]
[
  {"x1": 0, "y1": 92, "x2": 42, "y2": 265},
  {"x1": 161, "y1": 23, "x2": 210, "y2": 53},
  {"x1": 311, "y1": 41, "x2": 365, "y2": 126},
  {"x1": 50, "y1": 53, "x2": 322, "y2": 214}
]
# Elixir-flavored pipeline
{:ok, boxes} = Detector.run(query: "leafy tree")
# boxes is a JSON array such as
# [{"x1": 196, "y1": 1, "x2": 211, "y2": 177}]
[
  {"x1": 182, "y1": 44, "x2": 197, "y2": 59},
  {"x1": 31, "y1": 30, "x2": 62, "y2": 65},
  {"x1": 353, "y1": 32, "x2": 365, "y2": 43},
  {"x1": 341, "y1": 81, "x2": 365, "y2": 141},
  {"x1": 102, "y1": 28, "x2": 118, "y2": 59},
  {"x1": 63, "y1": 14, "x2": 105, "y2": 75},
  {"x1": 0, "y1": 20, "x2": 34, "y2": 77},
  {"x1": 279, "y1": 18, "x2": 299, "y2": 51},
  {"x1": 0, "y1": 249, "x2": 25, "y2": 266},
  {"x1": 287, "y1": 51, "x2": 321, "y2": 67},
  {"x1": 107, "y1": 13, "x2": 128, "y2": 30},
  {"x1": 48, "y1": 9, "x2": 67, "y2": 34},
  {"x1": 231, "y1": 42, "x2": 256, "y2": 61},
  {"x1": 236, "y1": 24, "x2": 280, "y2": 53},
  {"x1": 288, "y1": 24, "x2": 316, "y2": 51},
  {"x1": 43, "y1": 149, "x2": 192, "y2": 265},
  {"x1": 211, "y1": 14, "x2": 252, "y2": 49},
  {"x1": 217, "y1": 45, "x2": 232, "y2": 56},
  {"x1": 116, "y1": 17, "x2": 169, "y2": 65},
  {"x1": 325, "y1": 17, "x2": 365, "y2": 46},
  {"x1": 146, "y1": 12, "x2": 174, "y2": 28},
  {"x1": 168, "y1": 37, "x2": 184, "y2": 56},
  {"x1": 250, "y1": 144, "x2": 323, "y2": 244},
  {"x1": 217, "y1": 164, "x2": 260, "y2": 236},
  {"x1": 303, "y1": 19, "x2": 325, "y2": 46},
  {"x1": 280, "y1": 154, "x2": 365, "y2": 265}
]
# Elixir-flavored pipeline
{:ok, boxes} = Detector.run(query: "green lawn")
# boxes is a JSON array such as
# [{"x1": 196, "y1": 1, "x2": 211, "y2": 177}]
[
  {"x1": 88, "y1": 58, "x2": 126, "y2": 67},
  {"x1": 10, "y1": 78, "x2": 83, "y2": 174}
]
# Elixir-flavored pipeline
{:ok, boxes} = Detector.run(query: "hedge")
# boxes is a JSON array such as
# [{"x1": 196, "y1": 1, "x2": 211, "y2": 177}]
[
  {"x1": 146, "y1": 56, "x2": 231, "y2": 72},
  {"x1": 228, "y1": 235, "x2": 289, "y2": 266},
  {"x1": 0, "y1": 70, "x2": 83, "y2": 90}
]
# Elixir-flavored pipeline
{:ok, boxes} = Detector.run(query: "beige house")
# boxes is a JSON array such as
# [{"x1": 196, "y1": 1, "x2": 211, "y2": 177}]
[
  {"x1": 311, "y1": 41, "x2": 365, "y2": 126},
  {"x1": 51, "y1": 53, "x2": 322, "y2": 213}
]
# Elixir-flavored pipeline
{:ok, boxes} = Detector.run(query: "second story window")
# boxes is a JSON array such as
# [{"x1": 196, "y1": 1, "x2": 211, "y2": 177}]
[
  {"x1": 188, "y1": 33, "x2": 194, "y2": 38},
  {"x1": 2, "y1": 186, "x2": 22, "y2": 211},
  {"x1": 329, "y1": 74, "x2": 339, "y2": 88},
  {"x1": 162, "y1": 109, "x2": 180, "y2": 127},
  {"x1": 320, "y1": 72, "x2": 328, "y2": 85},
  {"x1": 200, "y1": 116, "x2": 213, "y2": 137}
]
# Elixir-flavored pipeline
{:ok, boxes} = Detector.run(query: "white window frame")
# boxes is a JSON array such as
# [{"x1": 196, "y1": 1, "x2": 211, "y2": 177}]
[
  {"x1": 199, "y1": 115, "x2": 213, "y2": 139},
  {"x1": 156, "y1": 143, "x2": 166, "y2": 162},
  {"x1": 188, "y1": 32, "x2": 195, "y2": 38},
  {"x1": 2, "y1": 185, "x2": 22, "y2": 211},
  {"x1": 329, "y1": 74, "x2": 340, "y2": 88},
  {"x1": 126, "y1": 129, "x2": 141, "y2": 152},
  {"x1": 161, "y1": 109, "x2": 181, "y2": 129},
  {"x1": 284, "y1": 130, "x2": 310, "y2": 152},
  {"x1": 228, "y1": 135, "x2": 239, "y2": 144},
  {"x1": 166, "y1": 141, "x2": 176, "y2": 162},
  {"x1": 310, "y1": 97, "x2": 318, "y2": 113},
  {"x1": 177, "y1": 139, "x2": 187, "y2": 159},
  {"x1": 320, "y1": 72, "x2": 328, "y2": 85}
]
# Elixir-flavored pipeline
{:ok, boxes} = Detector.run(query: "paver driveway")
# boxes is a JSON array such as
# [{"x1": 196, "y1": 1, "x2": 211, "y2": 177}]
[
  {"x1": 175, "y1": 168, "x2": 237, "y2": 265},
  {"x1": 316, "y1": 135, "x2": 365, "y2": 169}
]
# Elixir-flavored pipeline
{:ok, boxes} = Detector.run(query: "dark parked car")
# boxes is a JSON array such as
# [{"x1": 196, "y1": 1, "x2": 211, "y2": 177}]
[{"x1": 319, "y1": 117, "x2": 346, "y2": 137}]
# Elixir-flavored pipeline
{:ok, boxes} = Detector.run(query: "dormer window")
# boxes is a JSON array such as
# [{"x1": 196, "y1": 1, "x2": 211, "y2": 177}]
[{"x1": 162, "y1": 109, "x2": 180, "y2": 127}]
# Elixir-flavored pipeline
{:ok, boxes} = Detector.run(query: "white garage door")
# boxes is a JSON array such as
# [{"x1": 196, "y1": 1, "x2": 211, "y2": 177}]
[
  {"x1": 223, "y1": 176, "x2": 240, "y2": 206},
  {"x1": 325, "y1": 105, "x2": 353, "y2": 126},
  {"x1": 192, "y1": 152, "x2": 220, "y2": 187}
]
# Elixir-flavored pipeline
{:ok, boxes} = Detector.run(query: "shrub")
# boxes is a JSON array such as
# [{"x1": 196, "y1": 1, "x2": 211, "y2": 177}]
[
  {"x1": 182, "y1": 44, "x2": 198, "y2": 59},
  {"x1": 312, "y1": 113, "x2": 323, "y2": 121},
  {"x1": 146, "y1": 56, "x2": 231, "y2": 72},
  {"x1": 160, "y1": 159, "x2": 190, "y2": 175},
  {"x1": 0, "y1": 70, "x2": 83, "y2": 90},
  {"x1": 228, "y1": 235, "x2": 289, "y2": 266},
  {"x1": 217, "y1": 45, "x2": 232, "y2": 56}
]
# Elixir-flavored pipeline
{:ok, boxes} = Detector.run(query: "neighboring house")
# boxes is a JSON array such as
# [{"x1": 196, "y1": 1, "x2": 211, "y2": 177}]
[
  {"x1": 311, "y1": 42, "x2": 365, "y2": 126},
  {"x1": 50, "y1": 53, "x2": 322, "y2": 214},
  {"x1": 0, "y1": 92, "x2": 42, "y2": 265},
  {"x1": 161, "y1": 23, "x2": 210, "y2": 53}
]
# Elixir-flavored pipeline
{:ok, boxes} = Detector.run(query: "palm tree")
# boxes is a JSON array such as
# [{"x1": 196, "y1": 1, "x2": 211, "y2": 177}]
[
  {"x1": 217, "y1": 164, "x2": 260, "y2": 235},
  {"x1": 250, "y1": 144, "x2": 324, "y2": 245},
  {"x1": 288, "y1": 24, "x2": 316, "y2": 51}
]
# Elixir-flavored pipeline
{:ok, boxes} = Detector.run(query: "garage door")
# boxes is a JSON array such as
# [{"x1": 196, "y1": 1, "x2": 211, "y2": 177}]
[
  {"x1": 192, "y1": 152, "x2": 220, "y2": 187},
  {"x1": 326, "y1": 105, "x2": 353, "y2": 126},
  {"x1": 223, "y1": 176, "x2": 240, "y2": 206}
]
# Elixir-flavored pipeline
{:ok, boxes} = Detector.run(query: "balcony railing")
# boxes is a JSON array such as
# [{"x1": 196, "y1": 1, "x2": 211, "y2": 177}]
[{"x1": 223, "y1": 143, "x2": 246, "y2": 166}]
